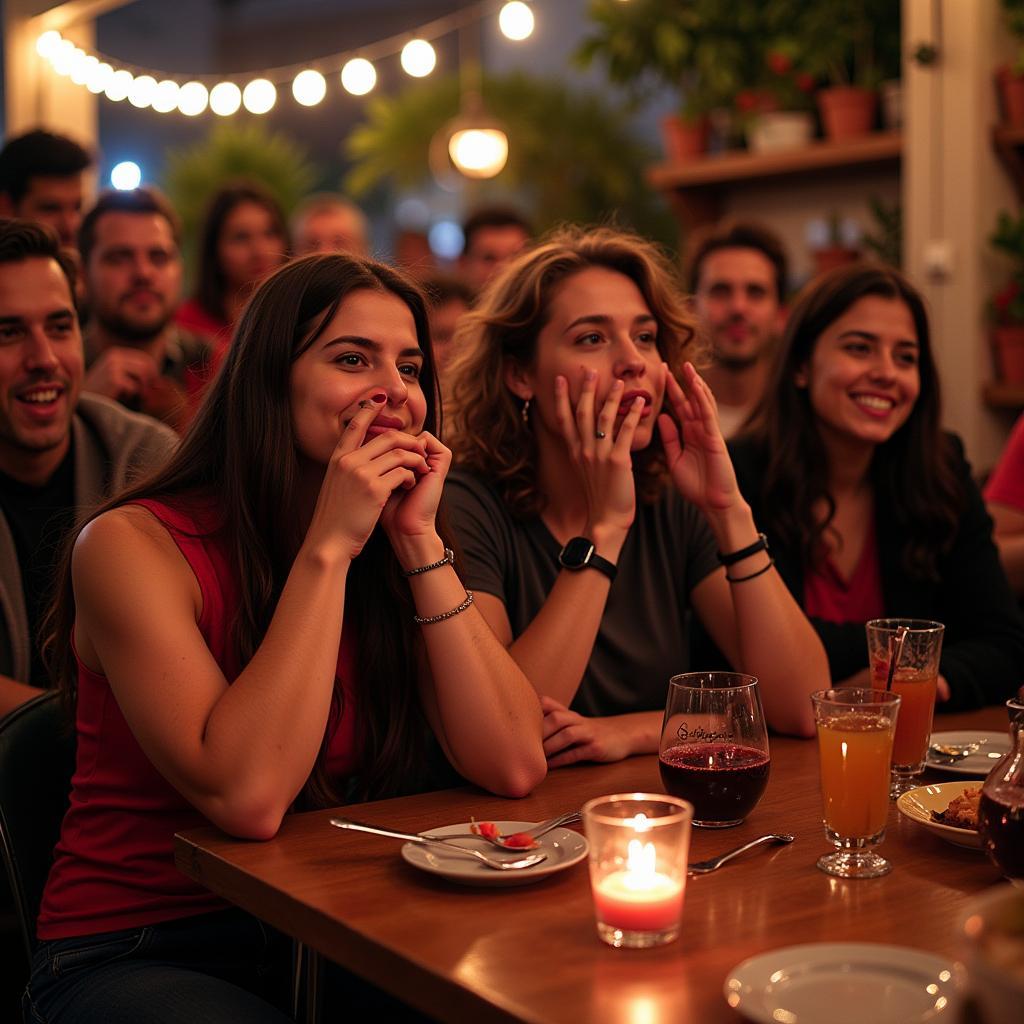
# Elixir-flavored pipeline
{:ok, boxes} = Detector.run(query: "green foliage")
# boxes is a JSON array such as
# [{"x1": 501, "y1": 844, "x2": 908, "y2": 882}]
[
  {"x1": 1001, "y1": 0, "x2": 1024, "y2": 72},
  {"x1": 345, "y1": 72, "x2": 673, "y2": 245},
  {"x1": 861, "y1": 197, "x2": 902, "y2": 268},
  {"x1": 988, "y1": 210, "x2": 1024, "y2": 325},
  {"x1": 163, "y1": 122, "x2": 318, "y2": 258}
]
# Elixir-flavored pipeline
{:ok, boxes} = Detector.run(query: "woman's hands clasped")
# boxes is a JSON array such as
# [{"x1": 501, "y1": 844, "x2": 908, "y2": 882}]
[{"x1": 657, "y1": 362, "x2": 743, "y2": 515}]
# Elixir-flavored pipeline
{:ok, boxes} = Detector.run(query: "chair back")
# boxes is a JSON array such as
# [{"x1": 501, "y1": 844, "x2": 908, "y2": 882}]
[{"x1": 0, "y1": 691, "x2": 75, "y2": 963}]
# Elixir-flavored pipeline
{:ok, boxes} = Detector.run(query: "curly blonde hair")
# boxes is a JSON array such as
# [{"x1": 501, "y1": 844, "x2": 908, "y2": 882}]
[{"x1": 445, "y1": 225, "x2": 704, "y2": 517}]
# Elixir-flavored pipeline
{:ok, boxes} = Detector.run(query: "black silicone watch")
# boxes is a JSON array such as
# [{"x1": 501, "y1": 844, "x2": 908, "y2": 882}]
[{"x1": 558, "y1": 537, "x2": 617, "y2": 582}]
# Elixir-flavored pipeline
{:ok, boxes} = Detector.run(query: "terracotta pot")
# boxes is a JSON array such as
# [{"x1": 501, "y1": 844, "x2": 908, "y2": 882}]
[
  {"x1": 745, "y1": 111, "x2": 814, "y2": 154},
  {"x1": 659, "y1": 114, "x2": 709, "y2": 162},
  {"x1": 993, "y1": 325, "x2": 1024, "y2": 384},
  {"x1": 812, "y1": 247, "x2": 861, "y2": 277},
  {"x1": 817, "y1": 86, "x2": 877, "y2": 141},
  {"x1": 997, "y1": 67, "x2": 1024, "y2": 128}
]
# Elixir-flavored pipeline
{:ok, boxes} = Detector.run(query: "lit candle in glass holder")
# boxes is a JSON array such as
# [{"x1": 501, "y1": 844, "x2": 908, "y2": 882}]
[{"x1": 583, "y1": 793, "x2": 693, "y2": 948}]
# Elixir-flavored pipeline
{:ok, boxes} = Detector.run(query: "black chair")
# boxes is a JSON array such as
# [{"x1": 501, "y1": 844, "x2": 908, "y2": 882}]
[{"x1": 0, "y1": 691, "x2": 76, "y2": 967}]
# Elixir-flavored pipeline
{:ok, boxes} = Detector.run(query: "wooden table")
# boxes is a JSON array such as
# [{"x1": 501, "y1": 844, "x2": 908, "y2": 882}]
[{"x1": 175, "y1": 707, "x2": 1010, "y2": 1023}]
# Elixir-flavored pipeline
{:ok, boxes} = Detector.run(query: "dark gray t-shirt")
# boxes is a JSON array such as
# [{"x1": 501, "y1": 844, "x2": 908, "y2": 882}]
[{"x1": 445, "y1": 469, "x2": 721, "y2": 718}]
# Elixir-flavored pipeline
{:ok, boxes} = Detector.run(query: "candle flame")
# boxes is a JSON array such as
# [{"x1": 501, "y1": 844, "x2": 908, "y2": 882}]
[{"x1": 624, "y1": 839, "x2": 658, "y2": 890}]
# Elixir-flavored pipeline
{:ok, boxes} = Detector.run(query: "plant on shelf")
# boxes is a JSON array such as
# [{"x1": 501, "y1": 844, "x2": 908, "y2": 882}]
[
  {"x1": 789, "y1": 0, "x2": 902, "y2": 141},
  {"x1": 861, "y1": 197, "x2": 902, "y2": 268},
  {"x1": 737, "y1": 42, "x2": 820, "y2": 155},
  {"x1": 998, "y1": 0, "x2": 1024, "y2": 128},
  {"x1": 987, "y1": 210, "x2": 1024, "y2": 385}
]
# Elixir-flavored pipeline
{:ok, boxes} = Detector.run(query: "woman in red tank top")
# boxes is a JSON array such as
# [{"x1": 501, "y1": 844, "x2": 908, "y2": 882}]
[{"x1": 26, "y1": 253, "x2": 546, "y2": 1023}]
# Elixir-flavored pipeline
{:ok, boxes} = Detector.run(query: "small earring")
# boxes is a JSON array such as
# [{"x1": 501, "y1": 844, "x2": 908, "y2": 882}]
[{"x1": 521, "y1": 398, "x2": 531, "y2": 424}]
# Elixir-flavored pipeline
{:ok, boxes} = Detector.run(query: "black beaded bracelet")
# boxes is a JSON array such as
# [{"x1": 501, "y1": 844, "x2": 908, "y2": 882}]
[
  {"x1": 403, "y1": 547, "x2": 454, "y2": 577},
  {"x1": 717, "y1": 532, "x2": 768, "y2": 567},
  {"x1": 414, "y1": 590, "x2": 474, "y2": 625},
  {"x1": 726, "y1": 558, "x2": 775, "y2": 584}
]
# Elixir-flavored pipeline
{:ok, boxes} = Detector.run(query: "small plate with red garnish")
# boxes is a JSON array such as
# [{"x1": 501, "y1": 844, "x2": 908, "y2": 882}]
[{"x1": 402, "y1": 821, "x2": 588, "y2": 887}]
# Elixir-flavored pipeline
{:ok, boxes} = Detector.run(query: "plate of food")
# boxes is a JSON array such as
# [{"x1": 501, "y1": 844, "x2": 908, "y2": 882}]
[
  {"x1": 724, "y1": 942, "x2": 964, "y2": 1023},
  {"x1": 400, "y1": 821, "x2": 588, "y2": 887},
  {"x1": 896, "y1": 781, "x2": 984, "y2": 850},
  {"x1": 927, "y1": 730, "x2": 1009, "y2": 776}
]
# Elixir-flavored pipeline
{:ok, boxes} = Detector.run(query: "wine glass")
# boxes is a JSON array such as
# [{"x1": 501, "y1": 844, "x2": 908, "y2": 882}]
[{"x1": 658, "y1": 672, "x2": 770, "y2": 828}]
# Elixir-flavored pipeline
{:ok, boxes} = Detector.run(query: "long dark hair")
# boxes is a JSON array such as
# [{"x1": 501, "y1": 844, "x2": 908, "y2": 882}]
[
  {"x1": 46, "y1": 253, "x2": 442, "y2": 804},
  {"x1": 747, "y1": 263, "x2": 962, "y2": 580},
  {"x1": 194, "y1": 181, "x2": 289, "y2": 324}
]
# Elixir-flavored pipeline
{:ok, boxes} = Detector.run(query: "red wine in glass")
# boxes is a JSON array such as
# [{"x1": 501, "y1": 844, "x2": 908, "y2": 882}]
[
  {"x1": 979, "y1": 786, "x2": 1024, "y2": 880},
  {"x1": 659, "y1": 742, "x2": 770, "y2": 826}
]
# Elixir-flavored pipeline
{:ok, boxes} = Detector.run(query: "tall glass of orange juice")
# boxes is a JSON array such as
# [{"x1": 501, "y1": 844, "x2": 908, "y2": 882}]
[
  {"x1": 866, "y1": 619, "x2": 944, "y2": 798},
  {"x1": 811, "y1": 688, "x2": 901, "y2": 878}
]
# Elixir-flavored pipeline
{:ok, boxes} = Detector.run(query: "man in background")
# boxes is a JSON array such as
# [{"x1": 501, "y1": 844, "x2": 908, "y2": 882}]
[
  {"x1": 292, "y1": 193, "x2": 369, "y2": 257},
  {"x1": 459, "y1": 205, "x2": 531, "y2": 296},
  {"x1": 0, "y1": 218, "x2": 176, "y2": 717},
  {"x1": 0, "y1": 130, "x2": 93, "y2": 248},
  {"x1": 687, "y1": 221, "x2": 789, "y2": 438},
  {"x1": 79, "y1": 188, "x2": 212, "y2": 432}
]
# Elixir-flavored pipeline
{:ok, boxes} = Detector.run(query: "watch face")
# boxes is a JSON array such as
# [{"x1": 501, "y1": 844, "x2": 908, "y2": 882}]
[{"x1": 560, "y1": 536, "x2": 595, "y2": 569}]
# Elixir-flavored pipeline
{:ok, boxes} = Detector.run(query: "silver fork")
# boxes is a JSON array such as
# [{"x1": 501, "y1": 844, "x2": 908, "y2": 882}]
[
  {"x1": 688, "y1": 833, "x2": 794, "y2": 875},
  {"x1": 422, "y1": 809, "x2": 583, "y2": 849},
  {"x1": 329, "y1": 817, "x2": 547, "y2": 870}
]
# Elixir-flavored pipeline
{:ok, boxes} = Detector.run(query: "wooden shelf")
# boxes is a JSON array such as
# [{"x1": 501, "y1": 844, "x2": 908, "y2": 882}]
[
  {"x1": 983, "y1": 381, "x2": 1024, "y2": 409},
  {"x1": 992, "y1": 125, "x2": 1024, "y2": 200},
  {"x1": 646, "y1": 131, "x2": 902, "y2": 232}
]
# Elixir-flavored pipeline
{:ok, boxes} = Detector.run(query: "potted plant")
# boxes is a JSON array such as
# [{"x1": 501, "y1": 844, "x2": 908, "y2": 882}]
[
  {"x1": 576, "y1": 0, "x2": 768, "y2": 161},
  {"x1": 998, "y1": 0, "x2": 1024, "y2": 128},
  {"x1": 740, "y1": 45, "x2": 819, "y2": 154},
  {"x1": 793, "y1": 0, "x2": 901, "y2": 141},
  {"x1": 988, "y1": 210, "x2": 1024, "y2": 385}
]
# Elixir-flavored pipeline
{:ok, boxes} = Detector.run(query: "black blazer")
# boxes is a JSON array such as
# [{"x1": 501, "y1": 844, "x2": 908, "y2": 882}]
[{"x1": 723, "y1": 434, "x2": 1024, "y2": 712}]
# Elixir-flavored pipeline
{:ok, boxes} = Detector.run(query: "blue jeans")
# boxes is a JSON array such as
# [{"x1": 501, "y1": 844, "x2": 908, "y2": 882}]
[{"x1": 22, "y1": 908, "x2": 293, "y2": 1023}]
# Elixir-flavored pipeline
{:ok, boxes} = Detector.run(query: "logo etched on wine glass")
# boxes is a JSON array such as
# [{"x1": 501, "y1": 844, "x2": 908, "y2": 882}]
[{"x1": 659, "y1": 672, "x2": 770, "y2": 829}]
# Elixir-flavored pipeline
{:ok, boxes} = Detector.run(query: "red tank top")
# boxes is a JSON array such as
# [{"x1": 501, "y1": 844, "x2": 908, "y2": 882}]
[{"x1": 37, "y1": 497, "x2": 357, "y2": 939}]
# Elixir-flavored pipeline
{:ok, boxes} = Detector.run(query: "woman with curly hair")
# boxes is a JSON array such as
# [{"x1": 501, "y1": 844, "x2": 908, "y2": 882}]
[
  {"x1": 728, "y1": 263, "x2": 1024, "y2": 710},
  {"x1": 444, "y1": 226, "x2": 828, "y2": 769}
]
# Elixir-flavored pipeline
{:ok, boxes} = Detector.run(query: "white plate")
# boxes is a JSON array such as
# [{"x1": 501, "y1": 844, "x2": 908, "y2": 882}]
[
  {"x1": 927, "y1": 730, "x2": 1009, "y2": 776},
  {"x1": 400, "y1": 821, "x2": 588, "y2": 887},
  {"x1": 724, "y1": 942, "x2": 965, "y2": 1023},
  {"x1": 896, "y1": 781, "x2": 984, "y2": 850}
]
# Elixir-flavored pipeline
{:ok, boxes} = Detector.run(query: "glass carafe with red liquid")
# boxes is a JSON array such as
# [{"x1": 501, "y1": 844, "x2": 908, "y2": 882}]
[{"x1": 978, "y1": 701, "x2": 1024, "y2": 884}]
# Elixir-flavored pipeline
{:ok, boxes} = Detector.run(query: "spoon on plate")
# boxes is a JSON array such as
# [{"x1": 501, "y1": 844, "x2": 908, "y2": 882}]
[
  {"x1": 928, "y1": 741, "x2": 982, "y2": 763},
  {"x1": 422, "y1": 809, "x2": 582, "y2": 850},
  {"x1": 329, "y1": 818, "x2": 548, "y2": 871}
]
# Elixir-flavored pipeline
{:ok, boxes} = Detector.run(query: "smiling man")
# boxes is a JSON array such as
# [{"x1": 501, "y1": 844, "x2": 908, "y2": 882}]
[
  {"x1": 80, "y1": 188, "x2": 214, "y2": 432},
  {"x1": 0, "y1": 219, "x2": 176, "y2": 715}
]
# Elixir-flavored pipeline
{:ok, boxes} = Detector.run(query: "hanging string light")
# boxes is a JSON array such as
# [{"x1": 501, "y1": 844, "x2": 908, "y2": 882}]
[{"x1": 33, "y1": 0, "x2": 537, "y2": 119}]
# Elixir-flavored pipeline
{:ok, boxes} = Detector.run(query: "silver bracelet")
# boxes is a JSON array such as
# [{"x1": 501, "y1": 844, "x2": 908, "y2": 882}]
[
  {"x1": 403, "y1": 546, "x2": 454, "y2": 577},
  {"x1": 414, "y1": 590, "x2": 474, "y2": 626}
]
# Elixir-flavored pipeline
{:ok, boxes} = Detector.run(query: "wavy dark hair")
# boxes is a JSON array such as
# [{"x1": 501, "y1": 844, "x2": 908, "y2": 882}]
[
  {"x1": 745, "y1": 263, "x2": 962, "y2": 580},
  {"x1": 446, "y1": 225, "x2": 702, "y2": 516},
  {"x1": 45, "y1": 253, "x2": 442, "y2": 805},
  {"x1": 194, "y1": 180, "x2": 289, "y2": 324}
]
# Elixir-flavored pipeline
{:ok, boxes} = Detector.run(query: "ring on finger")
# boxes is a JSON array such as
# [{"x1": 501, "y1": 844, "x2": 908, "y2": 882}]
[{"x1": 595, "y1": 430, "x2": 607, "y2": 439}]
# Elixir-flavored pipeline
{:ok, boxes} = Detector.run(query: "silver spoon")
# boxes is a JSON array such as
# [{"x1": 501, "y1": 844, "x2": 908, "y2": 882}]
[
  {"x1": 329, "y1": 817, "x2": 547, "y2": 871},
  {"x1": 929, "y1": 741, "x2": 982, "y2": 763},
  {"x1": 688, "y1": 833, "x2": 795, "y2": 875},
  {"x1": 423, "y1": 809, "x2": 582, "y2": 850}
]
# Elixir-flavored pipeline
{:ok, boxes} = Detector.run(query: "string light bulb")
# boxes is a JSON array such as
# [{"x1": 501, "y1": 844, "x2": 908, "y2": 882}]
[
  {"x1": 51, "y1": 40, "x2": 76, "y2": 76},
  {"x1": 36, "y1": 31, "x2": 62, "y2": 59},
  {"x1": 151, "y1": 80, "x2": 180, "y2": 113},
  {"x1": 105, "y1": 69, "x2": 133, "y2": 102},
  {"x1": 209, "y1": 82, "x2": 242, "y2": 116},
  {"x1": 448, "y1": 127, "x2": 509, "y2": 178},
  {"x1": 128, "y1": 75, "x2": 157, "y2": 108},
  {"x1": 341, "y1": 58, "x2": 376, "y2": 96},
  {"x1": 242, "y1": 78, "x2": 276, "y2": 114},
  {"x1": 177, "y1": 81, "x2": 209, "y2": 116},
  {"x1": 292, "y1": 69, "x2": 326, "y2": 107},
  {"x1": 499, "y1": 2, "x2": 535, "y2": 41},
  {"x1": 401, "y1": 39, "x2": 436, "y2": 78},
  {"x1": 85, "y1": 62, "x2": 113, "y2": 95}
]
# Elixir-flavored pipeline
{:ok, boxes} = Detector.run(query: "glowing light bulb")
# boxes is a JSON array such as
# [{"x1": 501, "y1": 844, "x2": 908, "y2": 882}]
[
  {"x1": 177, "y1": 81, "x2": 209, "y2": 116},
  {"x1": 401, "y1": 39, "x2": 436, "y2": 78},
  {"x1": 209, "y1": 82, "x2": 242, "y2": 116},
  {"x1": 448, "y1": 128, "x2": 509, "y2": 178},
  {"x1": 36, "y1": 31, "x2": 62, "y2": 59},
  {"x1": 292, "y1": 69, "x2": 326, "y2": 107},
  {"x1": 86, "y1": 62, "x2": 113, "y2": 94},
  {"x1": 105, "y1": 69, "x2": 133, "y2": 102},
  {"x1": 128, "y1": 74, "x2": 157, "y2": 108},
  {"x1": 110, "y1": 161, "x2": 142, "y2": 190},
  {"x1": 499, "y1": 2, "x2": 535, "y2": 41},
  {"x1": 70, "y1": 52, "x2": 96, "y2": 86},
  {"x1": 340, "y1": 58, "x2": 376, "y2": 96},
  {"x1": 51, "y1": 40, "x2": 76, "y2": 76},
  {"x1": 242, "y1": 78, "x2": 276, "y2": 114},
  {"x1": 151, "y1": 80, "x2": 180, "y2": 113}
]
